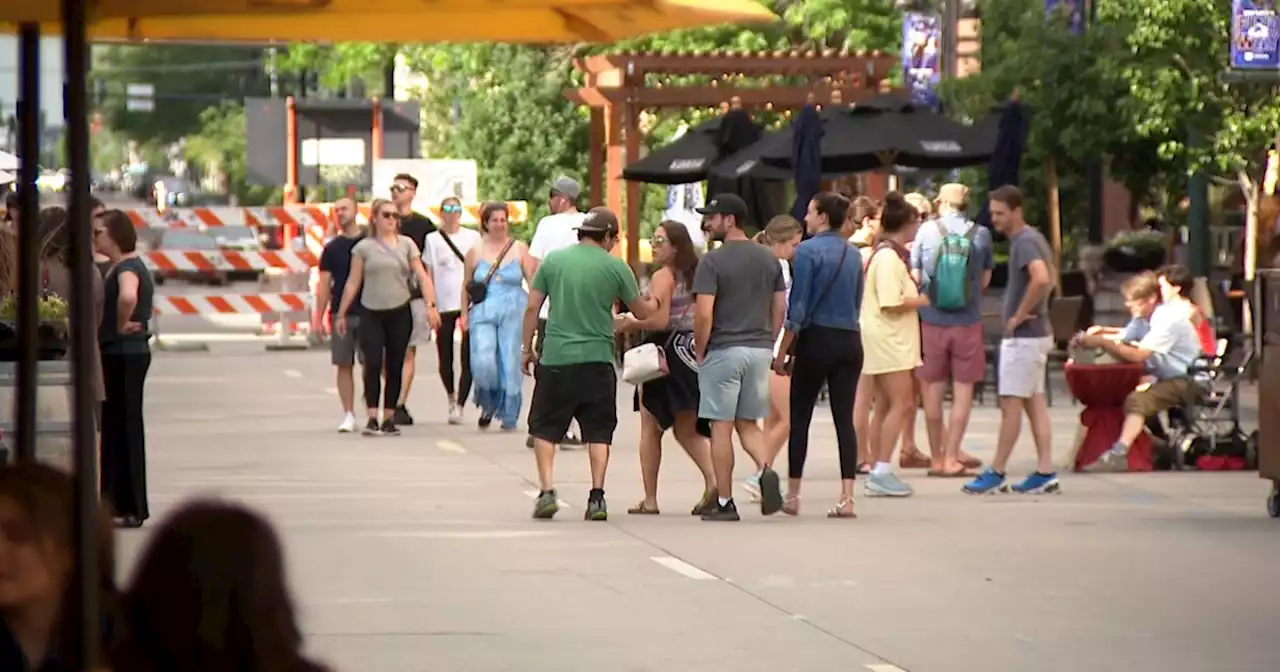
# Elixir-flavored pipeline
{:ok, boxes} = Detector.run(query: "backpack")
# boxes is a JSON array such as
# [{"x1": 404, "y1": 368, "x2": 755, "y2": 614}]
[{"x1": 927, "y1": 219, "x2": 977, "y2": 312}]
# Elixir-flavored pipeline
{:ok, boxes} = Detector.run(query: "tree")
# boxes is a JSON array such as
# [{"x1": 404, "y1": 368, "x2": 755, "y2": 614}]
[
  {"x1": 184, "y1": 103, "x2": 278, "y2": 205},
  {"x1": 92, "y1": 45, "x2": 272, "y2": 149}
]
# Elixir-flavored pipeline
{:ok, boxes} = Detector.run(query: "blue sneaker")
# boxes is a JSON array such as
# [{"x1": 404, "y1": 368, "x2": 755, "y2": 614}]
[
  {"x1": 742, "y1": 469, "x2": 762, "y2": 501},
  {"x1": 962, "y1": 468, "x2": 1007, "y2": 495},
  {"x1": 1011, "y1": 472, "x2": 1061, "y2": 494}
]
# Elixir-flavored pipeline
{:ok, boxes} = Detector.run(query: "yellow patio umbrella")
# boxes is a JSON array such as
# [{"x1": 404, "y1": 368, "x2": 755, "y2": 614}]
[{"x1": 5, "y1": 0, "x2": 778, "y2": 42}]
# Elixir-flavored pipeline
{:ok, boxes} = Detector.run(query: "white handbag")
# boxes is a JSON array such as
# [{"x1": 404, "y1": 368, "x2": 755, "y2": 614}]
[{"x1": 622, "y1": 342, "x2": 668, "y2": 385}]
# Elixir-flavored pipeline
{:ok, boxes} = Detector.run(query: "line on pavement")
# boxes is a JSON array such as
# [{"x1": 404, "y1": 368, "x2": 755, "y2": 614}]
[
  {"x1": 284, "y1": 369, "x2": 304, "y2": 379},
  {"x1": 866, "y1": 665, "x2": 909, "y2": 672},
  {"x1": 436, "y1": 440, "x2": 467, "y2": 454},
  {"x1": 324, "y1": 387, "x2": 338, "y2": 396},
  {"x1": 523, "y1": 490, "x2": 571, "y2": 509},
  {"x1": 650, "y1": 556, "x2": 719, "y2": 581}
]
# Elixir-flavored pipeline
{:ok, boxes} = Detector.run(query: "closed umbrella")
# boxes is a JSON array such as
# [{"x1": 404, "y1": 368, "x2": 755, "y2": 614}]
[
  {"x1": 788, "y1": 104, "x2": 823, "y2": 221},
  {"x1": 760, "y1": 94, "x2": 993, "y2": 174},
  {"x1": 707, "y1": 109, "x2": 778, "y2": 231},
  {"x1": 5, "y1": 0, "x2": 777, "y2": 41},
  {"x1": 975, "y1": 98, "x2": 1028, "y2": 231}
]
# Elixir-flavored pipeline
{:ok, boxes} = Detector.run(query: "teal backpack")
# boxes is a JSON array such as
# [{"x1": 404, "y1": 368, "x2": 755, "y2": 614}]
[{"x1": 928, "y1": 220, "x2": 977, "y2": 311}]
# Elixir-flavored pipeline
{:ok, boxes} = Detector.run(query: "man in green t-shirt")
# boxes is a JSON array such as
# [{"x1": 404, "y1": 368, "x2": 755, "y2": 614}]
[{"x1": 522, "y1": 207, "x2": 657, "y2": 521}]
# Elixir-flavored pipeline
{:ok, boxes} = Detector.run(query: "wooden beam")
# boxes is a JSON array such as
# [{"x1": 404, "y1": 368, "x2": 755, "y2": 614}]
[
  {"x1": 564, "y1": 85, "x2": 883, "y2": 109},
  {"x1": 577, "y1": 52, "x2": 897, "y2": 80}
]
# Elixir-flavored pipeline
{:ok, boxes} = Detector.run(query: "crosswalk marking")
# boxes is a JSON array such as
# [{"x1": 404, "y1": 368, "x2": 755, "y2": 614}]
[
  {"x1": 436, "y1": 440, "x2": 467, "y2": 454},
  {"x1": 866, "y1": 664, "x2": 908, "y2": 672},
  {"x1": 650, "y1": 556, "x2": 719, "y2": 581}
]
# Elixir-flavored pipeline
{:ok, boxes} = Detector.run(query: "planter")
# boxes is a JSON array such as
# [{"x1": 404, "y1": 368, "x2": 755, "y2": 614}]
[
  {"x1": 0, "y1": 319, "x2": 71, "y2": 362},
  {"x1": 1103, "y1": 245, "x2": 1165, "y2": 274}
]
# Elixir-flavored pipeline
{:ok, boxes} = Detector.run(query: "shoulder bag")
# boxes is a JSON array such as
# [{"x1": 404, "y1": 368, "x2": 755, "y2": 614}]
[
  {"x1": 437, "y1": 230, "x2": 467, "y2": 263},
  {"x1": 467, "y1": 238, "x2": 515, "y2": 305}
]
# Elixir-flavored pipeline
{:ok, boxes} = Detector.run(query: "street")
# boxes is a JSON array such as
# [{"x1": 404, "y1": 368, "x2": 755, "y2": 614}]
[{"x1": 108, "y1": 342, "x2": 1280, "y2": 672}]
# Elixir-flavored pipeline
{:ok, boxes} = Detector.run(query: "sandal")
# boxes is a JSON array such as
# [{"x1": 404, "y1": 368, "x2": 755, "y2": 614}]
[
  {"x1": 690, "y1": 490, "x2": 717, "y2": 516},
  {"x1": 826, "y1": 497, "x2": 857, "y2": 519},
  {"x1": 857, "y1": 462, "x2": 873, "y2": 475},
  {"x1": 627, "y1": 501, "x2": 660, "y2": 515},
  {"x1": 782, "y1": 494, "x2": 801, "y2": 516}
]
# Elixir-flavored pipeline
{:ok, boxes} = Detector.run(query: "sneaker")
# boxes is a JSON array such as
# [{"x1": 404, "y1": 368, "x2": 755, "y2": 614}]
[
  {"x1": 962, "y1": 468, "x2": 1008, "y2": 495},
  {"x1": 337, "y1": 413, "x2": 358, "y2": 433},
  {"x1": 1011, "y1": 471, "x2": 1061, "y2": 494},
  {"x1": 758, "y1": 466, "x2": 784, "y2": 515},
  {"x1": 532, "y1": 490, "x2": 559, "y2": 519},
  {"x1": 393, "y1": 405, "x2": 414, "y2": 426},
  {"x1": 864, "y1": 472, "x2": 914, "y2": 497},
  {"x1": 585, "y1": 496, "x2": 608, "y2": 521},
  {"x1": 561, "y1": 433, "x2": 584, "y2": 446},
  {"x1": 361, "y1": 418, "x2": 381, "y2": 437},
  {"x1": 700, "y1": 499, "x2": 741, "y2": 522},
  {"x1": 448, "y1": 405, "x2": 463, "y2": 425},
  {"x1": 380, "y1": 418, "x2": 400, "y2": 436},
  {"x1": 742, "y1": 470, "x2": 762, "y2": 501},
  {"x1": 478, "y1": 412, "x2": 494, "y2": 429}
]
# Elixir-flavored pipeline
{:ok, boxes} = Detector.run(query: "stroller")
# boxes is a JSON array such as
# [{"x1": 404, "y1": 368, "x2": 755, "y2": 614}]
[{"x1": 1162, "y1": 340, "x2": 1259, "y2": 471}]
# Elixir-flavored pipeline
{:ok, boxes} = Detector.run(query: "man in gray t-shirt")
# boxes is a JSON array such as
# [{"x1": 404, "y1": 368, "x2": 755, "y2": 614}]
[
  {"x1": 691, "y1": 193, "x2": 786, "y2": 522},
  {"x1": 1003, "y1": 225, "x2": 1054, "y2": 338}
]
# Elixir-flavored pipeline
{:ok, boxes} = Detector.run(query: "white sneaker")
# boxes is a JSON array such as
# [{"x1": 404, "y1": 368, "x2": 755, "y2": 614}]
[
  {"x1": 448, "y1": 404, "x2": 463, "y2": 425},
  {"x1": 338, "y1": 413, "x2": 358, "y2": 433}
]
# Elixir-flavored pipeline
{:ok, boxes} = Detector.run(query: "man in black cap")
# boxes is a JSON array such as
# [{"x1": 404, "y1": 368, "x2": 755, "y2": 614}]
[
  {"x1": 522, "y1": 207, "x2": 657, "y2": 521},
  {"x1": 692, "y1": 193, "x2": 786, "y2": 521}
]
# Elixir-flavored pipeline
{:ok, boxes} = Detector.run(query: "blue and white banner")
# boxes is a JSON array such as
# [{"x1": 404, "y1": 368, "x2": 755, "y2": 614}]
[
  {"x1": 1232, "y1": 0, "x2": 1280, "y2": 69},
  {"x1": 902, "y1": 12, "x2": 941, "y2": 109},
  {"x1": 1045, "y1": 0, "x2": 1084, "y2": 34}
]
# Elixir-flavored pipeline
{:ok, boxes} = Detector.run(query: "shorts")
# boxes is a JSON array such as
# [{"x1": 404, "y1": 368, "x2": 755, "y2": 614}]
[
  {"x1": 697, "y1": 346, "x2": 771, "y2": 421},
  {"x1": 528, "y1": 362, "x2": 618, "y2": 445},
  {"x1": 1124, "y1": 378, "x2": 1202, "y2": 417},
  {"x1": 330, "y1": 314, "x2": 360, "y2": 366},
  {"x1": 918, "y1": 322, "x2": 986, "y2": 384},
  {"x1": 997, "y1": 336, "x2": 1053, "y2": 398},
  {"x1": 408, "y1": 298, "x2": 432, "y2": 347}
]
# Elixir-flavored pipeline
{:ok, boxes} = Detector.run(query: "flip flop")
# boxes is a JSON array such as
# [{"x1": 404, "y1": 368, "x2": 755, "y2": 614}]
[
  {"x1": 959, "y1": 454, "x2": 984, "y2": 469},
  {"x1": 928, "y1": 468, "x2": 975, "y2": 478},
  {"x1": 857, "y1": 462, "x2": 873, "y2": 475},
  {"x1": 899, "y1": 453, "x2": 932, "y2": 469},
  {"x1": 627, "y1": 501, "x2": 660, "y2": 515}
]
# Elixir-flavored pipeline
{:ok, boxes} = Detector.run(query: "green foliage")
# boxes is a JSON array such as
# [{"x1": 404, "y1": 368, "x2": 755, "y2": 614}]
[
  {"x1": 184, "y1": 103, "x2": 277, "y2": 206},
  {"x1": 92, "y1": 45, "x2": 271, "y2": 149}
]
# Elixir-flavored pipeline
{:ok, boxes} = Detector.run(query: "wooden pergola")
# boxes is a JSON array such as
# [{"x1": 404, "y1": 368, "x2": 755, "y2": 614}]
[{"x1": 564, "y1": 50, "x2": 898, "y2": 264}]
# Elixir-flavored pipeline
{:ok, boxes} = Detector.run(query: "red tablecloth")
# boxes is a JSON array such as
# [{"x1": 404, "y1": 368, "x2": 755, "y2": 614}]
[{"x1": 1064, "y1": 362, "x2": 1154, "y2": 472}]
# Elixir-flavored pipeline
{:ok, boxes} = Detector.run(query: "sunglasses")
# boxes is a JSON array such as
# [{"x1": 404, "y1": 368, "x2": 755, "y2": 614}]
[
  {"x1": 378, "y1": 210, "x2": 399, "y2": 220},
  {"x1": 442, "y1": 204, "x2": 463, "y2": 214},
  {"x1": 650, "y1": 235, "x2": 668, "y2": 247},
  {"x1": 390, "y1": 184, "x2": 412, "y2": 194}
]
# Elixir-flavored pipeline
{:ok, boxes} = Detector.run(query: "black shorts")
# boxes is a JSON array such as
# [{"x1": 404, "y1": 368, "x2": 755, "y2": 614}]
[{"x1": 528, "y1": 362, "x2": 618, "y2": 445}]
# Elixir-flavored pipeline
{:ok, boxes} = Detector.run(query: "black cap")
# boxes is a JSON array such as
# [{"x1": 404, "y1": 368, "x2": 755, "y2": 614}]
[
  {"x1": 696, "y1": 193, "x2": 749, "y2": 222},
  {"x1": 576, "y1": 207, "x2": 619, "y2": 233}
]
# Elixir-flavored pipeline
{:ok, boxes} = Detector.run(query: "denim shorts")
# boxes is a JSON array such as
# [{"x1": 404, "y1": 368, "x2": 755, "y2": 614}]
[{"x1": 697, "y1": 346, "x2": 772, "y2": 421}]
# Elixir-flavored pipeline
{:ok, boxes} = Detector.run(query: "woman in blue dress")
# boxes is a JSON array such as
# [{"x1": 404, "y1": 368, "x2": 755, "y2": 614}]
[{"x1": 461, "y1": 202, "x2": 534, "y2": 430}]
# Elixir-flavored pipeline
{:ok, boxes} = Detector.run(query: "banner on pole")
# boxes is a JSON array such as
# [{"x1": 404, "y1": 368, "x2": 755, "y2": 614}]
[
  {"x1": 1232, "y1": 0, "x2": 1280, "y2": 70},
  {"x1": 902, "y1": 12, "x2": 941, "y2": 109},
  {"x1": 1045, "y1": 0, "x2": 1084, "y2": 34}
]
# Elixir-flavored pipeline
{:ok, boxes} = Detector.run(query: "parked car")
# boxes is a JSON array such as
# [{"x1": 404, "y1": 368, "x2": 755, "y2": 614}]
[
  {"x1": 152, "y1": 229, "x2": 227, "y2": 286},
  {"x1": 208, "y1": 225, "x2": 263, "y2": 281}
]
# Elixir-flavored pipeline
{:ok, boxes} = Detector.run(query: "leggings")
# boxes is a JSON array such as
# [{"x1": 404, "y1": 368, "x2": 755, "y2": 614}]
[
  {"x1": 436, "y1": 310, "x2": 472, "y2": 405},
  {"x1": 788, "y1": 325, "x2": 864, "y2": 480},
  {"x1": 100, "y1": 352, "x2": 151, "y2": 520},
  {"x1": 359, "y1": 303, "x2": 413, "y2": 412}
]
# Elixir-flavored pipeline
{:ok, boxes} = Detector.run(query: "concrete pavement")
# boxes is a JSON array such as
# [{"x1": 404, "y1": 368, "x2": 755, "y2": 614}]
[{"x1": 114, "y1": 344, "x2": 1280, "y2": 672}]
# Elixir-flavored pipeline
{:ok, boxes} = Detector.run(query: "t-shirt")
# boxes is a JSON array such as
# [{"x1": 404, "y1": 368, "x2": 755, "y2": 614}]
[
  {"x1": 860, "y1": 245, "x2": 921, "y2": 374},
  {"x1": 1003, "y1": 225, "x2": 1054, "y2": 338},
  {"x1": 318, "y1": 232, "x2": 365, "y2": 316},
  {"x1": 1119, "y1": 301, "x2": 1204, "y2": 380},
  {"x1": 100, "y1": 256, "x2": 154, "y2": 355},
  {"x1": 351, "y1": 235, "x2": 419, "y2": 311},
  {"x1": 398, "y1": 212, "x2": 437, "y2": 299},
  {"x1": 528, "y1": 211, "x2": 588, "y2": 319},
  {"x1": 532, "y1": 243, "x2": 640, "y2": 366},
  {"x1": 911, "y1": 213, "x2": 994, "y2": 327},
  {"x1": 422, "y1": 226, "x2": 481, "y2": 314},
  {"x1": 691, "y1": 239, "x2": 785, "y2": 351}
]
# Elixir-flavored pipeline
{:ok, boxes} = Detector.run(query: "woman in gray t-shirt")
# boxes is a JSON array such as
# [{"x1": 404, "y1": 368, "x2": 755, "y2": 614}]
[{"x1": 336, "y1": 198, "x2": 440, "y2": 436}]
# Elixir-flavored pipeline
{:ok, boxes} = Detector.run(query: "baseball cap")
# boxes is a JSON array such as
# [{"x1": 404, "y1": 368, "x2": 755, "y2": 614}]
[
  {"x1": 576, "y1": 207, "x2": 619, "y2": 234},
  {"x1": 696, "y1": 193, "x2": 749, "y2": 221},
  {"x1": 550, "y1": 176, "x2": 582, "y2": 200},
  {"x1": 936, "y1": 183, "x2": 970, "y2": 207}
]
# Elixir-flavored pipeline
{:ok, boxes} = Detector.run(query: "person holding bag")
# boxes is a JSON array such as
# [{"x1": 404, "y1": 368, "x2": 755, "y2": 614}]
[
  {"x1": 462, "y1": 202, "x2": 535, "y2": 430},
  {"x1": 422, "y1": 196, "x2": 481, "y2": 425},
  {"x1": 336, "y1": 198, "x2": 441, "y2": 436}
]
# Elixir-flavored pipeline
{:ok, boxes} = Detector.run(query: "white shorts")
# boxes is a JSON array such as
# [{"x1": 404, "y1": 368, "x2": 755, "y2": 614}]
[{"x1": 998, "y1": 336, "x2": 1053, "y2": 398}]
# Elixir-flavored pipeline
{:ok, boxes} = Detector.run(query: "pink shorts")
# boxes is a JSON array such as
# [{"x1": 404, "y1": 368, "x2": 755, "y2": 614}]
[{"x1": 917, "y1": 322, "x2": 986, "y2": 384}]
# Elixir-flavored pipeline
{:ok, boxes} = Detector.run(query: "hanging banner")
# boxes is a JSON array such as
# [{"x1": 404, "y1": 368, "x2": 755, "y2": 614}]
[
  {"x1": 1232, "y1": 0, "x2": 1280, "y2": 69},
  {"x1": 1045, "y1": 0, "x2": 1085, "y2": 34},
  {"x1": 902, "y1": 12, "x2": 941, "y2": 109}
]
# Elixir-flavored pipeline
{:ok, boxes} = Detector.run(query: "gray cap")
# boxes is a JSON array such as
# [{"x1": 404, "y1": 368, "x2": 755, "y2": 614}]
[
  {"x1": 576, "y1": 207, "x2": 619, "y2": 233},
  {"x1": 550, "y1": 176, "x2": 582, "y2": 200}
]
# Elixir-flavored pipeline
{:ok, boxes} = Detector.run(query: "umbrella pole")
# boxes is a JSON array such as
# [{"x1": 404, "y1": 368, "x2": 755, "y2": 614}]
[
  {"x1": 61, "y1": 0, "x2": 101, "y2": 667},
  {"x1": 15, "y1": 23, "x2": 41, "y2": 466},
  {"x1": 1045, "y1": 157, "x2": 1063, "y2": 297}
]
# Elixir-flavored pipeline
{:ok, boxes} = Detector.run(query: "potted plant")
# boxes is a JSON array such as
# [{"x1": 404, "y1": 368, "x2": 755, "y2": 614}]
[
  {"x1": 0, "y1": 293, "x2": 71, "y2": 361},
  {"x1": 1103, "y1": 230, "x2": 1166, "y2": 273}
]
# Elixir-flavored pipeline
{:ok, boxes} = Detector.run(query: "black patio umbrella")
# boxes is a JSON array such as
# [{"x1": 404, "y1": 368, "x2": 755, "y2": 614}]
[
  {"x1": 623, "y1": 114, "x2": 796, "y2": 183},
  {"x1": 707, "y1": 129, "x2": 847, "y2": 181},
  {"x1": 760, "y1": 93, "x2": 994, "y2": 174},
  {"x1": 705, "y1": 109, "x2": 779, "y2": 231},
  {"x1": 975, "y1": 98, "x2": 1028, "y2": 230},
  {"x1": 789, "y1": 104, "x2": 824, "y2": 221}
]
